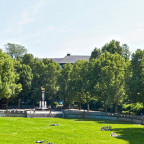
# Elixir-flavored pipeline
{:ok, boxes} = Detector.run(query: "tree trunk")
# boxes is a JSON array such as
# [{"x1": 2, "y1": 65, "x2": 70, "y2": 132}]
[
  {"x1": 79, "y1": 103, "x2": 81, "y2": 110},
  {"x1": 111, "y1": 107, "x2": 113, "y2": 113},
  {"x1": 87, "y1": 103, "x2": 89, "y2": 111},
  {"x1": 6, "y1": 99, "x2": 9, "y2": 109},
  {"x1": 0, "y1": 100, "x2": 2, "y2": 109},
  {"x1": 115, "y1": 103, "x2": 118, "y2": 113},
  {"x1": 105, "y1": 105, "x2": 107, "y2": 112},
  {"x1": 18, "y1": 99, "x2": 21, "y2": 109},
  {"x1": 68, "y1": 103, "x2": 70, "y2": 109}
]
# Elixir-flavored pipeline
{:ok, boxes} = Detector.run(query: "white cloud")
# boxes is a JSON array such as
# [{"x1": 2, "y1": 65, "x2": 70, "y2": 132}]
[
  {"x1": 17, "y1": 0, "x2": 51, "y2": 33},
  {"x1": 56, "y1": 26, "x2": 72, "y2": 33},
  {"x1": 46, "y1": 26, "x2": 55, "y2": 31},
  {"x1": 32, "y1": 0, "x2": 48, "y2": 15}
]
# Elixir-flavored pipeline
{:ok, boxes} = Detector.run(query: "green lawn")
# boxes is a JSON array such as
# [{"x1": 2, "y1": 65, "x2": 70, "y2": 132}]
[{"x1": 0, "y1": 117, "x2": 144, "y2": 144}]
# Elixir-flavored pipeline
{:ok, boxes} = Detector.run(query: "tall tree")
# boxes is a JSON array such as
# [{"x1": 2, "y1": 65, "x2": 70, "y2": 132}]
[
  {"x1": 81, "y1": 61, "x2": 93, "y2": 111},
  {"x1": 89, "y1": 47, "x2": 101, "y2": 60},
  {"x1": 14, "y1": 61, "x2": 33, "y2": 108},
  {"x1": 42, "y1": 59, "x2": 61, "y2": 105},
  {"x1": 0, "y1": 50, "x2": 22, "y2": 108},
  {"x1": 71, "y1": 60, "x2": 89, "y2": 110},
  {"x1": 90, "y1": 52, "x2": 126, "y2": 113},
  {"x1": 4, "y1": 43, "x2": 27, "y2": 60},
  {"x1": 101, "y1": 40, "x2": 124, "y2": 56},
  {"x1": 128, "y1": 49, "x2": 144, "y2": 106},
  {"x1": 21, "y1": 53, "x2": 34, "y2": 67},
  {"x1": 30, "y1": 58, "x2": 45, "y2": 104},
  {"x1": 58, "y1": 63, "x2": 73, "y2": 108},
  {"x1": 122, "y1": 44, "x2": 131, "y2": 61}
]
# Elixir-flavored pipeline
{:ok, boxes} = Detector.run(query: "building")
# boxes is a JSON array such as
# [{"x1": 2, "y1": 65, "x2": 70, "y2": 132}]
[{"x1": 42, "y1": 54, "x2": 90, "y2": 67}]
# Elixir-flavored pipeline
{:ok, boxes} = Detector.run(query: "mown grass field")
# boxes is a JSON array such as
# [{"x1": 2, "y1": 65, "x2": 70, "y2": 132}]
[{"x1": 0, "y1": 117, "x2": 144, "y2": 144}]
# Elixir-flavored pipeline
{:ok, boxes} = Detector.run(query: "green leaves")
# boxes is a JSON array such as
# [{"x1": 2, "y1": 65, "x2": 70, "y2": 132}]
[
  {"x1": 89, "y1": 52, "x2": 126, "y2": 112},
  {"x1": 0, "y1": 50, "x2": 22, "y2": 100},
  {"x1": 4, "y1": 43, "x2": 27, "y2": 60}
]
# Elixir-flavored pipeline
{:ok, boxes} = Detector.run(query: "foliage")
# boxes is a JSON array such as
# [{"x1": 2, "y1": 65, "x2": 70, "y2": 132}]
[
  {"x1": 4, "y1": 43, "x2": 27, "y2": 60},
  {"x1": 127, "y1": 49, "x2": 144, "y2": 105},
  {"x1": 70, "y1": 60, "x2": 89, "y2": 109},
  {"x1": 58, "y1": 63, "x2": 73, "y2": 108},
  {"x1": 14, "y1": 61, "x2": 33, "y2": 108},
  {"x1": 90, "y1": 52, "x2": 126, "y2": 112},
  {"x1": 122, "y1": 103, "x2": 143, "y2": 115},
  {"x1": 2, "y1": 40, "x2": 144, "y2": 114},
  {"x1": 101, "y1": 40, "x2": 124, "y2": 56},
  {"x1": 0, "y1": 50, "x2": 22, "y2": 101},
  {"x1": 89, "y1": 47, "x2": 101, "y2": 60},
  {"x1": 42, "y1": 59, "x2": 61, "y2": 103}
]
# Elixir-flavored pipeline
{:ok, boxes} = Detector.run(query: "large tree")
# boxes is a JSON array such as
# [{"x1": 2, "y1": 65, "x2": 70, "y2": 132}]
[
  {"x1": 30, "y1": 58, "x2": 45, "y2": 104},
  {"x1": 42, "y1": 59, "x2": 61, "y2": 105},
  {"x1": 101, "y1": 40, "x2": 124, "y2": 56},
  {"x1": 128, "y1": 49, "x2": 144, "y2": 106},
  {"x1": 4, "y1": 43, "x2": 27, "y2": 60},
  {"x1": 89, "y1": 47, "x2": 101, "y2": 60},
  {"x1": 58, "y1": 63, "x2": 73, "y2": 108},
  {"x1": 0, "y1": 50, "x2": 22, "y2": 108},
  {"x1": 21, "y1": 53, "x2": 34, "y2": 67},
  {"x1": 71, "y1": 60, "x2": 91, "y2": 110},
  {"x1": 14, "y1": 61, "x2": 33, "y2": 108},
  {"x1": 90, "y1": 52, "x2": 126, "y2": 113}
]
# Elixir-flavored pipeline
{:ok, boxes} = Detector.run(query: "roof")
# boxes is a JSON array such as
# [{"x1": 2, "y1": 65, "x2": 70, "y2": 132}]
[
  {"x1": 40, "y1": 54, "x2": 90, "y2": 64},
  {"x1": 59, "y1": 55, "x2": 90, "y2": 64},
  {"x1": 49, "y1": 58, "x2": 63, "y2": 63}
]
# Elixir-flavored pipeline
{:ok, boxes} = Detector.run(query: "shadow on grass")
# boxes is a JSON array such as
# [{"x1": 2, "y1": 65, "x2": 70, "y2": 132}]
[
  {"x1": 66, "y1": 118, "x2": 144, "y2": 144},
  {"x1": 73, "y1": 118, "x2": 132, "y2": 125},
  {"x1": 113, "y1": 127, "x2": 144, "y2": 144}
]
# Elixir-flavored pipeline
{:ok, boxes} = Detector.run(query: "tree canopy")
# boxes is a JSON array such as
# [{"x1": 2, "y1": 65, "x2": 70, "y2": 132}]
[{"x1": 4, "y1": 43, "x2": 27, "y2": 60}]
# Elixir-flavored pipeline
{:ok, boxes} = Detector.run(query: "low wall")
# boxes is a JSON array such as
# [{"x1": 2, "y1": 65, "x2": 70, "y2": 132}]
[
  {"x1": 27, "y1": 111, "x2": 64, "y2": 118},
  {"x1": 64, "y1": 110, "x2": 144, "y2": 124},
  {"x1": 1, "y1": 109, "x2": 144, "y2": 124},
  {"x1": 0, "y1": 110, "x2": 27, "y2": 117}
]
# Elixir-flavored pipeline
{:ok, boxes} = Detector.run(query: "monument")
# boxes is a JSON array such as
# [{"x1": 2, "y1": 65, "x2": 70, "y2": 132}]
[{"x1": 39, "y1": 86, "x2": 47, "y2": 110}]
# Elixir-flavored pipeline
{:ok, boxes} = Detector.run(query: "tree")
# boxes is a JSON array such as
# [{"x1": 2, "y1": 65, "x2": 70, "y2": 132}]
[
  {"x1": 122, "y1": 44, "x2": 131, "y2": 61},
  {"x1": 14, "y1": 61, "x2": 33, "y2": 108},
  {"x1": 30, "y1": 58, "x2": 45, "y2": 104},
  {"x1": 4, "y1": 43, "x2": 27, "y2": 60},
  {"x1": 89, "y1": 47, "x2": 101, "y2": 60},
  {"x1": 21, "y1": 53, "x2": 34, "y2": 66},
  {"x1": 71, "y1": 60, "x2": 90, "y2": 110},
  {"x1": 58, "y1": 63, "x2": 73, "y2": 108},
  {"x1": 81, "y1": 61, "x2": 93, "y2": 111},
  {"x1": 101, "y1": 40, "x2": 124, "y2": 56},
  {"x1": 0, "y1": 50, "x2": 22, "y2": 108},
  {"x1": 90, "y1": 52, "x2": 126, "y2": 113},
  {"x1": 42, "y1": 59, "x2": 61, "y2": 105},
  {"x1": 128, "y1": 49, "x2": 144, "y2": 106}
]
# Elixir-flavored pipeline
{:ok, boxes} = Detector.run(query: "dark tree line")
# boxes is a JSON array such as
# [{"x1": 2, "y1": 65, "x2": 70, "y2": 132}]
[{"x1": 0, "y1": 41, "x2": 144, "y2": 114}]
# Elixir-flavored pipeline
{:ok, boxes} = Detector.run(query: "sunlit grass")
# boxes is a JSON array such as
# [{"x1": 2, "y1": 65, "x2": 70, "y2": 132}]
[{"x1": 0, "y1": 117, "x2": 144, "y2": 144}]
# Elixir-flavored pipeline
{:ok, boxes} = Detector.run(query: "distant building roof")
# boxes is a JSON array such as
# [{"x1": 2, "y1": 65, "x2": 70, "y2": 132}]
[
  {"x1": 49, "y1": 58, "x2": 63, "y2": 63},
  {"x1": 40, "y1": 54, "x2": 90, "y2": 64},
  {"x1": 59, "y1": 55, "x2": 90, "y2": 64}
]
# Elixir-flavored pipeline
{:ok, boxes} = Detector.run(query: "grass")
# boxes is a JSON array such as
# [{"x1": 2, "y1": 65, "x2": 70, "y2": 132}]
[{"x1": 0, "y1": 117, "x2": 144, "y2": 144}]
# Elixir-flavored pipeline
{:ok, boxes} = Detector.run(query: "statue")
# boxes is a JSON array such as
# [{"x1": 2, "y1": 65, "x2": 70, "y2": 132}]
[{"x1": 41, "y1": 86, "x2": 45, "y2": 92}]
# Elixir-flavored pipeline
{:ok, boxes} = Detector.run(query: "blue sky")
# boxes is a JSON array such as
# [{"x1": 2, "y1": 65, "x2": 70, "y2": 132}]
[{"x1": 0, "y1": 0, "x2": 144, "y2": 58}]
